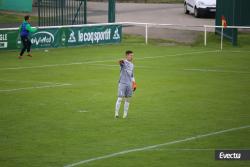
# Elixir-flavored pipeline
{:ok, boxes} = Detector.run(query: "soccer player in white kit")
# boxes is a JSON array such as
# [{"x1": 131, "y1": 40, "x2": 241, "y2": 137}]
[{"x1": 115, "y1": 50, "x2": 137, "y2": 118}]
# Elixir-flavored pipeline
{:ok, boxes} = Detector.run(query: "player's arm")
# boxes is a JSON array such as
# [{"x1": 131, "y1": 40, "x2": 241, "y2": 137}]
[
  {"x1": 118, "y1": 59, "x2": 124, "y2": 66},
  {"x1": 26, "y1": 24, "x2": 37, "y2": 33},
  {"x1": 132, "y1": 73, "x2": 137, "y2": 91},
  {"x1": 18, "y1": 25, "x2": 21, "y2": 31},
  {"x1": 18, "y1": 25, "x2": 22, "y2": 34}
]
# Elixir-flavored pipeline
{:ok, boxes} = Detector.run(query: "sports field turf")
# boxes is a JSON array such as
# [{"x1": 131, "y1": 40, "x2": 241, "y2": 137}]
[{"x1": 0, "y1": 36, "x2": 249, "y2": 167}]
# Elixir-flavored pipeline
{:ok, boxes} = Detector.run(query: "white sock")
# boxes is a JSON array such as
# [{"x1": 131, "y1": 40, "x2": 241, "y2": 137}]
[
  {"x1": 123, "y1": 98, "x2": 130, "y2": 118},
  {"x1": 115, "y1": 97, "x2": 122, "y2": 116}
]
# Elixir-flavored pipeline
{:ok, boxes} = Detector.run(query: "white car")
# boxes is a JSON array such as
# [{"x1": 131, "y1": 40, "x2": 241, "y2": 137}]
[{"x1": 184, "y1": 0, "x2": 216, "y2": 18}]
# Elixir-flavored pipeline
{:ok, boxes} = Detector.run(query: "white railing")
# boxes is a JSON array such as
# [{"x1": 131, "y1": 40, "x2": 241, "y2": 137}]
[
  {"x1": 121, "y1": 22, "x2": 250, "y2": 50},
  {"x1": 204, "y1": 25, "x2": 250, "y2": 50},
  {"x1": 0, "y1": 22, "x2": 121, "y2": 31},
  {"x1": 1, "y1": 22, "x2": 249, "y2": 50},
  {"x1": 120, "y1": 22, "x2": 205, "y2": 45}
]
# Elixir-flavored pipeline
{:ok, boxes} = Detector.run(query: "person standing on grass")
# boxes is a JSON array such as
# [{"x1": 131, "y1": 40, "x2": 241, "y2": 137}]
[
  {"x1": 115, "y1": 50, "x2": 137, "y2": 118},
  {"x1": 18, "y1": 15, "x2": 37, "y2": 59}
]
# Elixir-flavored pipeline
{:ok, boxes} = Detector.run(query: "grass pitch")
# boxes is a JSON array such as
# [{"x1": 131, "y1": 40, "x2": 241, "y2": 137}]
[{"x1": 0, "y1": 36, "x2": 250, "y2": 167}]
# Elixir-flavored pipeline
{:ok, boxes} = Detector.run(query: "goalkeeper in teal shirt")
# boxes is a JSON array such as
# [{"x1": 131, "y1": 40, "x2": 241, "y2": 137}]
[{"x1": 18, "y1": 15, "x2": 37, "y2": 59}]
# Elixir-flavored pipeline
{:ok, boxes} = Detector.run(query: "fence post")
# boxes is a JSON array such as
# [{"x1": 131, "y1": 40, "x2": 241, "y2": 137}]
[
  {"x1": 61, "y1": 0, "x2": 64, "y2": 25},
  {"x1": 84, "y1": 0, "x2": 87, "y2": 24},
  {"x1": 204, "y1": 26, "x2": 207, "y2": 46},
  {"x1": 38, "y1": 0, "x2": 41, "y2": 26},
  {"x1": 108, "y1": 0, "x2": 116, "y2": 23},
  {"x1": 221, "y1": 27, "x2": 223, "y2": 50},
  {"x1": 145, "y1": 24, "x2": 148, "y2": 45}
]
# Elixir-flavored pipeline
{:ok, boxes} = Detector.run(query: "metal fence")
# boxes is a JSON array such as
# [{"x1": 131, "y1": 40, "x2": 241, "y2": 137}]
[{"x1": 38, "y1": 0, "x2": 87, "y2": 26}]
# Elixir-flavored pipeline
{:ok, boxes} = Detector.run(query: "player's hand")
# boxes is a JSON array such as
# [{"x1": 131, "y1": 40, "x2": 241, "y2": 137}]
[
  {"x1": 118, "y1": 60, "x2": 124, "y2": 65},
  {"x1": 132, "y1": 81, "x2": 137, "y2": 92}
]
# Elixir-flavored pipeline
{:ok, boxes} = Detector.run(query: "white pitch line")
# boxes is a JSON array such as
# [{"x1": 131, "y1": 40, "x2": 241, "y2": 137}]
[
  {"x1": 136, "y1": 50, "x2": 220, "y2": 60},
  {"x1": 86, "y1": 64, "x2": 150, "y2": 68},
  {"x1": 64, "y1": 125, "x2": 250, "y2": 167},
  {"x1": 152, "y1": 148, "x2": 250, "y2": 151},
  {"x1": 78, "y1": 110, "x2": 89, "y2": 113},
  {"x1": 1, "y1": 50, "x2": 249, "y2": 71},
  {"x1": 184, "y1": 68, "x2": 250, "y2": 74},
  {"x1": 87, "y1": 64, "x2": 118, "y2": 67},
  {"x1": 151, "y1": 148, "x2": 215, "y2": 151},
  {"x1": 0, "y1": 83, "x2": 72, "y2": 92},
  {"x1": 0, "y1": 79, "x2": 62, "y2": 84},
  {"x1": 0, "y1": 50, "x2": 219, "y2": 71}
]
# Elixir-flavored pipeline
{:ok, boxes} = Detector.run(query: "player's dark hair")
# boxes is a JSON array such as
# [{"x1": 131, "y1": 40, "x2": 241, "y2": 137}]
[
  {"x1": 24, "y1": 15, "x2": 30, "y2": 21},
  {"x1": 126, "y1": 50, "x2": 133, "y2": 55}
]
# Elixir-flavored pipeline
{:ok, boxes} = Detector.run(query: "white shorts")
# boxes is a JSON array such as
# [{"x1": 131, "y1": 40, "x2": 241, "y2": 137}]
[{"x1": 118, "y1": 83, "x2": 133, "y2": 97}]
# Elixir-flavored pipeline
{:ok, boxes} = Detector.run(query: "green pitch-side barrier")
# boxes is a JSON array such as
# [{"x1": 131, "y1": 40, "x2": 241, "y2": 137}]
[{"x1": 0, "y1": 24, "x2": 122, "y2": 50}]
